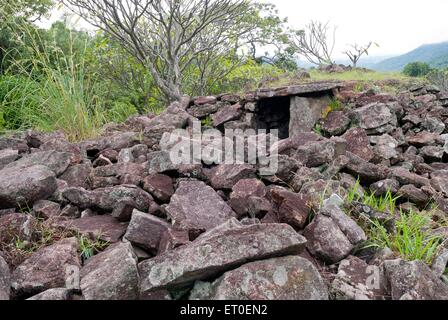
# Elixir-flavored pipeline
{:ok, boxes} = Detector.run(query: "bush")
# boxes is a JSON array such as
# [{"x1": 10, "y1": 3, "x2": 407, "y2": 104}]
[{"x1": 403, "y1": 62, "x2": 432, "y2": 77}]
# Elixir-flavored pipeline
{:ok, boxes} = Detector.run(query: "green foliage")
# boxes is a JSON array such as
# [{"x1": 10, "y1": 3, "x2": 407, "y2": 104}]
[
  {"x1": 366, "y1": 210, "x2": 445, "y2": 265},
  {"x1": 403, "y1": 62, "x2": 432, "y2": 77},
  {"x1": 313, "y1": 123, "x2": 323, "y2": 136},
  {"x1": 78, "y1": 234, "x2": 109, "y2": 261},
  {"x1": 201, "y1": 116, "x2": 213, "y2": 127}
]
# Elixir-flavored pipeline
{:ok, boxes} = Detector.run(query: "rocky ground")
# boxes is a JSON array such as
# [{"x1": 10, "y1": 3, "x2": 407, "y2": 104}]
[{"x1": 1, "y1": 81, "x2": 448, "y2": 300}]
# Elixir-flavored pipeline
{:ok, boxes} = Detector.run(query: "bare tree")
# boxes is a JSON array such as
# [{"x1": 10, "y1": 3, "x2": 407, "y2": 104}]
[
  {"x1": 292, "y1": 21, "x2": 336, "y2": 66},
  {"x1": 343, "y1": 42, "x2": 376, "y2": 68},
  {"x1": 62, "y1": 0, "x2": 255, "y2": 102}
]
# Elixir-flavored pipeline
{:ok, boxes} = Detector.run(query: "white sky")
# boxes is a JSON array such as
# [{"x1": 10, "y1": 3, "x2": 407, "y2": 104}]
[
  {"x1": 266, "y1": 0, "x2": 448, "y2": 58},
  {"x1": 41, "y1": 0, "x2": 448, "y2": 59}
]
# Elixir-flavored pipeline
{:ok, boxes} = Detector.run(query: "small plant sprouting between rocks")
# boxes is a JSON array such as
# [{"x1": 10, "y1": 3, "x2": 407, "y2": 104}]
[
  {"x1": 343, "y1": 178, "x2": 447, "y2": 265},
  {"x1": 365, "y1": 210, "x2": 446, "y2": 265},
  {"x1": 201, "y1": 115, "x2": 213, "y2": 127},
  {"x1": 77, "y1": 234, "x2": 110, "y2": 262}
]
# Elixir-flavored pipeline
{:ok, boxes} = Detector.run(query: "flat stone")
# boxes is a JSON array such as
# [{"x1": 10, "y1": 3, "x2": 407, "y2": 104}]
[
  {"x1": 204, "y1": 256, "x2": 329, "y2": 300},
  {"x1": 5, "y1": 150, "x2": 73, "y2": 176},
  {"x1": 56, "y1": 215, "x2": 128, "y2": 243},
  {"x1": 139, "y1": 222, "x2": 307, "y2": 293},
  {"x1": 212, "y1": 104, "x2": 242, "y2": 127},
  {"x1": 33, "y1": 200, "x2": 61, "y2": 220},
  {"x1": 322, "y1": 111, "x2": 351, "y2": 136}
]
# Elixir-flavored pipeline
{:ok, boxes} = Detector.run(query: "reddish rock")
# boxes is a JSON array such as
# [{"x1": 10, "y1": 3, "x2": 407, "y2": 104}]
[
  {"x1": 322, "y1": 111, "x2": 351, "y2": 136},
  {"x1": 33, "y1": 200, "x2": 61, "y2": 220},
  {"x1": 0, "y1": 255, "x2": 10, "y2": 300},
  {"x1": 270, "y1": 188, "x2": 311, "y2": 230},
  {"x1": 194, "y1": 96, "x2": 217, "y2": 105},
  {"x1": 11, "y1": 238, "x2": 81, "y2": 298},
  {"x1": 204, "y1": 256, "x2": 328, "y2": 300},
  {"x1": 143, "y1": 174, "x2": 174, "y2": 202},
  {"x1": 165, "y1": 180, "x2": 236, "y2": 237},
  {"x1": 124, "y1": 210, "x2": 172, "y2": 254},
  {"x1": 158, "y1": 229, "x2": 190, "y2": 254},
  {"x1": 392, "y1": 167, "x2": 430, "y2": 187},
  {"x1": 331, "y1": 256, "x2": 387, "y2": 300},
  {"x1": 212, "y1": 104, "x2": 242, "y2": 127},
  {"x1": 59, "y1": 164, "x2": 92, "y2": 189},
  {"x1": 0, "y1": 213, "x2": 38, "y2": 244},
  {"x1": 209, "y1": 164, "x2": 256, "y2": 190},
  {"x1": 342, "y1": 128, "x2": 374, "y2": 161},
  {"x1": 81, "y1": 242, "x2": 138, "y2": 300},
  {"x1": 0, "y1": 165, "x2": 58, "y2": 209},
  {"x1": 346, "y1": 152, "x2": 389, "y2": 184},
  {"x1": 55, "y1": 215, "x2": 128, "y2": 243},
  {"x1": 139, "y1": 222, "x2": 307, "y2": 294},
  {"x1": 407, "y1": 131, "x2": 439, "y2": 147},
  {"x1": 228, "y1": 179, "x2": 270, "y2": 218}
]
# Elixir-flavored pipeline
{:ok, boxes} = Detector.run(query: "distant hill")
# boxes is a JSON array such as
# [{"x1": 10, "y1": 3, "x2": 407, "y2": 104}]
[{"x1": 373, "y1": 42, "x2": 448, "y2": 71}]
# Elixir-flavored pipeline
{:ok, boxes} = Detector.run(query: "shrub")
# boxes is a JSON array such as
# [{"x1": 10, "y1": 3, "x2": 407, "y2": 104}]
[
  {"x1": 426, "y1": 68, "x2": 448, "y2": 91},
  {"x1": 403, "y1": 62, "x2": 432, "y2": 77}
]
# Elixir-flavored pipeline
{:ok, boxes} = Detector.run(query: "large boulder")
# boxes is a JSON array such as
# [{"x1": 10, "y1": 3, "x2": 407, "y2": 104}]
[
  {"x1": 0, "y1": 165, "x2": 58, "y2": 209},
  {"x1": 80, "y1": 242, "x2": 139, "y2": 300},
  {"x1": 384, "y1": 259, "x2": 448, "y2": 300},
  {"x1": 11, "y1": 238, "x2": 81, "y2": 298},
  {"x1": 165, "y1": 180, "x2": 236, "y2": 237},
  {"x1": 139, "y1": 221, "x2": 307, "y2": 294},
  {"x1": 0, "y1": 255, "x2": 10, "y2": 300},
  {"x1": 196, "y1": 256, "x2": 328, "y2": 300}
]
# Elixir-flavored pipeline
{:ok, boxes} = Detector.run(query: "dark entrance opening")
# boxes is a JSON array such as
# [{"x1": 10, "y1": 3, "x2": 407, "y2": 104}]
[{"x1": 254, "y1": 96, "x2": 291, "y2": 140}]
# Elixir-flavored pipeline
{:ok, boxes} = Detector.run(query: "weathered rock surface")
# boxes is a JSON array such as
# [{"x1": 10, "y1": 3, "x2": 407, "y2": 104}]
[
  {"x1": 0, "y1": 255, "x2": 10, "y2": 300},
  {"x1": 139, "y1": 222, "x2": 307, "y2": 293},
  {"x1": 165, "y1": 180, "x2": 236, "y2": 237},
  {"x1": 11, "y1": 238, "x2": 81, "y2": 298},
  {"x1": 198, "y1": 256, "x2": 328, "y2": 300},
  {"x1": 384, "y1": 259, "x2": 448, "y2": 300},
  {"x1": 124, "y1": 210, "x2": 172, "y2": 254},
  {"x1": 27, "y1": 288, "x2": 72, "y2": 300},
  {"x1": 331, "y1": 256, "x2": 386, "y2": 300},
  {"x1": 0, "y1": 212, "x2": 37, "y2": 243},
  {"x1": 81, "y1": 242, "x2": 139, "y2": 300},
  {"x1": 304, "y1": 204, "x2": 366, "y2": 264},
  {"x1": 0, "y1": 165, "x2": 58, "y2": 209}
]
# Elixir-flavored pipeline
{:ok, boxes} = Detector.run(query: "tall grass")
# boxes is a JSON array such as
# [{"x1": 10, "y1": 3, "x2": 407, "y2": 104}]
[
  {"x1": 366, "y1": 210, "x2": 446, "y2": 265},
  {"x1": 2, "y1": 23, "x2": 106, "y2": 141}
]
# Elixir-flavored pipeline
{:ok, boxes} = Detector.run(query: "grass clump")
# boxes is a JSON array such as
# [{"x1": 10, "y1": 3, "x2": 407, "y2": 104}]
[
  {"x1": 77, "y1": 234, "x2": 109, "y2": 262},
  {"x1": 366, "y1": 210, "x2": 446, "y2": 265},
  {"x1": 344, "y1": 178, "x2": 446, "y2": 265}
]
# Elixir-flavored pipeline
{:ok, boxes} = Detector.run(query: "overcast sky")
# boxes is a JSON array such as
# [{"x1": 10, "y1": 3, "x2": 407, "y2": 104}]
[
  {"x1": 41, "y1": 0, "x2": 448, "y2": 59},
  {"x1": 266, "y1": 0, "x2": 448, "y2": 58}
]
